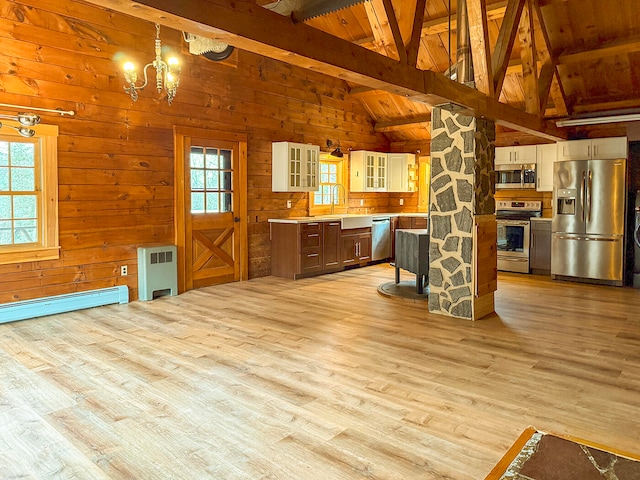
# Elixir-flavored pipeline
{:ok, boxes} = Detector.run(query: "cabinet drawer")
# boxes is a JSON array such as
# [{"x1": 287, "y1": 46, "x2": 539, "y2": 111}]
[
  {"x1": 299, "y1": 252, "x2": 322, "y2": 271},
  {"x1": 300, "y1": 222, "x2": 322, "y2": 233},
  {"x1": 300, "y1": 232, "x2": 321, "y2": 250},
  {"x1": 411, "y1": 217, "x2": 428, "y2": 229},
  {"x1": 398, "y1": 216, "x2": 428, "y2": 229},
  {"x1": 532, "y1": 220, "x2": 551, "y2": 232},
  {"x1": 299, "y1": 222, "x2": 322, "y2": 250}
]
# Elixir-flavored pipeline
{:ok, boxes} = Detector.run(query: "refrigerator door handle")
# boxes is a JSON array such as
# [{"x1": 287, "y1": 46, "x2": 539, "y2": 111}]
[
  {"x1": 587, "y1": 169, "x2": 593, "y2": 223},
  {"x1": 554, "y1": 234, "x2": 620, "y2": 242},
  {"x1": 581, "y1": 170, "x2": 587, "y2": 223}
]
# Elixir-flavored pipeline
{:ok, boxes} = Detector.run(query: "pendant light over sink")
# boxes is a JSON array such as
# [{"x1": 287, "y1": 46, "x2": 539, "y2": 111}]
[{"x1": 326, "y1": 139, "x2": 343, "y2": 157}]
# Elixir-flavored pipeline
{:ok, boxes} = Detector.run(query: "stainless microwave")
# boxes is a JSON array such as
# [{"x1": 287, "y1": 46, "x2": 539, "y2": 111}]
[{"x1": 495, "y1": 163, "x2": 536, "y2": 189}]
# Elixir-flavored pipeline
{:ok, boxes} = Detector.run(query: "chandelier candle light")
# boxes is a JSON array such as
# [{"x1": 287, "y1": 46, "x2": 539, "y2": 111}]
[{"x1": 123, "y1": 24, "x2": 181, "y2": 105}]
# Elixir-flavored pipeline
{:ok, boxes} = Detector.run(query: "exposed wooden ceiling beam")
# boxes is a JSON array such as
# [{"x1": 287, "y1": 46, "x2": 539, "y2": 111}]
[
  {"x1": 406, "y1": 0, "x2": 427, "y2": 67},
  {"x1": 374, "y1": 114, "x2": 433, "y2": 132},
  {"x1": 571, "y1": 97, "x2": 640, "y2": 114},
  {"x1": 492, "y1": 0, "x2": 526, "y2": 98},
  {"x1": 558, "y1": 35, "x2": 640, "y2": 65},
  {"x1": 364, "y1": 0, "x2": 401, "y2": 60},
  {"x1": 381, "y1": 0, "x2": 407, "y2": 63},
  {"x1": 518, "y1": 0, "x2": 540, "y2": 116},
  {"x1": 531, "y1": 0, "x2": 565, "y2": 116},
  {"x1": 421, "y1": 0, "x2": 508, "y2": 37},
  {"x1": 348, "y1": 86, "x2": 378, "y2": 96},
  {"x1": 85, "y1": 0, "x2": 567, "y2": 140},
  {"x1": 467, "y1": 0, "x2": 494, "y2": 97}
]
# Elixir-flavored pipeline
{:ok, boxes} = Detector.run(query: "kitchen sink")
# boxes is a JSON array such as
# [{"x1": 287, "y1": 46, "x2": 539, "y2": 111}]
[{"x1": 315, "y1": 214, "x2": 373, "y2": 229}]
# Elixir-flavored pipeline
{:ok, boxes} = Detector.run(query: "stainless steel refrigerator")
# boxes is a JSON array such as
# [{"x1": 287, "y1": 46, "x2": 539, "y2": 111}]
[{"x1": 551, "y1": 158, "x2": 626, "y2": 285}]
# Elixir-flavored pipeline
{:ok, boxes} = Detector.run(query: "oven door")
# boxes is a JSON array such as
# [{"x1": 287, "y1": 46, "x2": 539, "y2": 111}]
[{"x1": 497, "y1": 219, "x2": 531, "y2": 273}]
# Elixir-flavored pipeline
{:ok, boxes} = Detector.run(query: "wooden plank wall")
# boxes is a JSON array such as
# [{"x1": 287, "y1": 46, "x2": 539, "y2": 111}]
[{"x1": 0, "y1": 0, "x2": 391, "y2": 303}]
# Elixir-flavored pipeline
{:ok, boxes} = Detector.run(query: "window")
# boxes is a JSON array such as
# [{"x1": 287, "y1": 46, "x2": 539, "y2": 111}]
[
  {"x1": 190, "y1": 146, "x2": 233, "y2": 213},
  {"x1": 309, "y1": 153, "x2": 348, "y2": 216},
  {"x1": 0, "y1": 123, "x2": 59, "y2": 265},
  {"x1": 315, "y1": 161, "x2": 338, "y2": 206}
]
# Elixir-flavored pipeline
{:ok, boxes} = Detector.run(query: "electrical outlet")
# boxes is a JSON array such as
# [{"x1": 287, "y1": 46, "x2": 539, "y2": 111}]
[
  {"x1": 360, "y1": 199, "x2": 364, "y2": 206},
  {"x1": 120, "y1": 265, "x2": 128, "y2": 276},
  {"x1": 286, "y1": 200, "x2": 292, "y2": 208},
  {"x1": 399, "y1": 198, "x2": 404, "y2": 206}
]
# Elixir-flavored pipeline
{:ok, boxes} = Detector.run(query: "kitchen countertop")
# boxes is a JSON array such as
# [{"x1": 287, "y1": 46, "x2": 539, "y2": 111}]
[
  {"x1": 530, "y1": 217, "x2": 552, "y2": 221},
  {"x1": 268, "y1": 212, "x2": 429, "y2": 224}
]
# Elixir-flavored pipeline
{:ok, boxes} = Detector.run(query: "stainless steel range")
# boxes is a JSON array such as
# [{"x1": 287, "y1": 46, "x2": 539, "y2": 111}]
[{"x1": 496, "y1": 200, "x2": 542, "y2": 273}]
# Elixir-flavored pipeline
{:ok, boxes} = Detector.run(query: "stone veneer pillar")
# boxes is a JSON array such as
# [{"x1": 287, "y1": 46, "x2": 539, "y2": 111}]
[{"x1": 428, "y1": 107, "x2": 496, "y2": 320}]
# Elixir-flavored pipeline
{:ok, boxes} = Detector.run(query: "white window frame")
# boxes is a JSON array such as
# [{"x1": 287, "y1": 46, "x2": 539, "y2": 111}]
[
  {"x1": 0, "y1": 122, "x2": 59, "y2": 265},
  {"x1": 309, "y1": 153, "x2": 348, "y2": 216}
]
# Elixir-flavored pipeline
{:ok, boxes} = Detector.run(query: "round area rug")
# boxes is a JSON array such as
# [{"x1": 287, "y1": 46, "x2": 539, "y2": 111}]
[{"x1": 377, "y1": 281, "x2": 429, "y2": 302}]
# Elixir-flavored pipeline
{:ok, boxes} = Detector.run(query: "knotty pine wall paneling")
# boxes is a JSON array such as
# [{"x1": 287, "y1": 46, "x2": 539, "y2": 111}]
[{"x1": 0, "y1": 0, "x2": 387, "y2": 303}]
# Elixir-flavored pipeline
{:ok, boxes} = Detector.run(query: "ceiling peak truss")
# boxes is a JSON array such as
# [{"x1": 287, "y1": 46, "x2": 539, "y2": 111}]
[
  {"x1": 84, "y1": 0, "x2": 567, "y2": 140},
  {"x1": 362, "y1": 0, "x2": 568, "y2": 130}
]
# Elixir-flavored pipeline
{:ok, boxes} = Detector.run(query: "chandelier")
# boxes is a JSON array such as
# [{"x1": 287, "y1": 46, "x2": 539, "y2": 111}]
[{"x1": 122, "y1": 24, "x2": 181, "y2": 105}]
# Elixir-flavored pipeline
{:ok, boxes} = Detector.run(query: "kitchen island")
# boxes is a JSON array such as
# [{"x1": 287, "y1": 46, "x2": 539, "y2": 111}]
[{"x1": 394, "y1": 228, "x2": 429, "y2": 294}]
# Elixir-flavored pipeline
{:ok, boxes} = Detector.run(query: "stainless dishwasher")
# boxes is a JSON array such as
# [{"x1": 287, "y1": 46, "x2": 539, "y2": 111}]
[{"x1": 371, "y1": 217, "x2": 391, "y2": 261}]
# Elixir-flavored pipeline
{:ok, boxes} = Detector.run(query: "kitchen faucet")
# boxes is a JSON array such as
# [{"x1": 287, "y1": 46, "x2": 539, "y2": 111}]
[{"x1": 331, "y1": 183, "x2": 346, "y2": 215}]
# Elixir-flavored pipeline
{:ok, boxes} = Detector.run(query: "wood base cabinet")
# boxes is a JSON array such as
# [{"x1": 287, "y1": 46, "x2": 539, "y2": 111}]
[
  {"x1": 270, "y1": 221, "x2": 373, "y2": 279},
  {"x1": 271, "y1": 222, "x2": 323, "y2": 280},
  {"x1": 341, "y1": 228, "x2": 372, "y2": 266}
]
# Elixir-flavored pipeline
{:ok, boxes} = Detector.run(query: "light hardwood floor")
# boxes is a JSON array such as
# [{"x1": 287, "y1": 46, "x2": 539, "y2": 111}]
[{"x1": 1, "y1": 264, "x2": 640, "y2": 479}]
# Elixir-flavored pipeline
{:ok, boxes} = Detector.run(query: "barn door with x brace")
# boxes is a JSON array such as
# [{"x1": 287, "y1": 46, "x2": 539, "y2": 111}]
[{"x1": 174, "y1": 127, "x2": 247, "y2": 291}]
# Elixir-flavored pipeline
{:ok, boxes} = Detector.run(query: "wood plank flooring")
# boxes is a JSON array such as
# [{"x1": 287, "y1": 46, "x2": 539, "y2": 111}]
[{"x1": 1, "y1": 264, "x2": 640, "y2": 479}]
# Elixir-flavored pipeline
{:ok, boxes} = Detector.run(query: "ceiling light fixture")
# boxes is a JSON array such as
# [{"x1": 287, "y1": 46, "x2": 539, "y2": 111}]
[
  {"x1": 122, "y1": 24, "x2": 181, "y2": 105},
  {"x1": 556, "y1": 113, "x2": 640, "y2": 127},
  {"x1": 0, "y1": 112, "x2": 41, "y2": 137}
]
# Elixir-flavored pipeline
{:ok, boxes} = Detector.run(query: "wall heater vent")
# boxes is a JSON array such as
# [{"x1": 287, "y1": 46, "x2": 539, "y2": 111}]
[
  {"x1": 151, "y1": 250, "x2": 173, "y2": 265},
  {"x1": 138, "y1": 245, "x2": 178, "y2": 301},
  {"x1": 0, "y1": 286, "x2": 129, "y2": 324}
]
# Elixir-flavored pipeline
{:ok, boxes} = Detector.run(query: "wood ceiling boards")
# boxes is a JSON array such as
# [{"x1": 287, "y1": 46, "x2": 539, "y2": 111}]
[{"x1": 82, "y1": 0, "x2": 640, "y2": 145}]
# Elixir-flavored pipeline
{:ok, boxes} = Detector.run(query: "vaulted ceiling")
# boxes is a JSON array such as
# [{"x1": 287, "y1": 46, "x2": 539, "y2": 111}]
[
  {"x1": 84, "y1": 0, "x2": 640, "y2": 146},
  {"x1": 295, "y1": 0, "x2": 640, "y2": 144}
]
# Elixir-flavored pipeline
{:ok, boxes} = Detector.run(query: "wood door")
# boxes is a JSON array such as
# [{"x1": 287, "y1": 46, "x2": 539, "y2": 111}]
[
  {"x1": 341, "y1": 235, "x2": 357, "y2": 265},
  {"x1": 174, "y1": 127, "x2": 248, "y2": 292},
  {"x1": 358, "y1": 233, "x2": 371, "y2": 262}
]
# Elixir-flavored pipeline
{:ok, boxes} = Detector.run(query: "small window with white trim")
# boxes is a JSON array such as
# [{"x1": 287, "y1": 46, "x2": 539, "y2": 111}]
[{"x1": 0, "y1": 123, "x2": 59, "y2": 265}]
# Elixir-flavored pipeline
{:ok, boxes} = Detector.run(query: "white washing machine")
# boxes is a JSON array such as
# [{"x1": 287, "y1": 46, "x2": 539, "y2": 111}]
[{"x1": 634, "y1": 191, "x2": 640, "y2": 288}]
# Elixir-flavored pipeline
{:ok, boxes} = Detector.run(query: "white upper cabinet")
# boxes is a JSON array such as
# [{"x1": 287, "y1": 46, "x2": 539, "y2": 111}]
[
  {"x1": 557, "y1": 137, "x2": 627, "y2": 161},
  {"x1": 536, "y1": 143, "x2": 557, "y2": 192},
  {"x1": 350, "y1": 150, "x2": 387, "y2": 192},
  {"x1": 272, "y1": 141, "x2": 320, "y2": 192},
  {"x1": 387, "y1": 153, "x2": 416, "y2": 192},
  {"x1": 495, "y1": 145, "x2": 537, "y2": 165}
]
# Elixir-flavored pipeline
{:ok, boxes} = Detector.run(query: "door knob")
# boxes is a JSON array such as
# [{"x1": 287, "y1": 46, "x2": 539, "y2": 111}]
[{"x1": 234, "y1": 217, "x2": 240, "y2": 222}]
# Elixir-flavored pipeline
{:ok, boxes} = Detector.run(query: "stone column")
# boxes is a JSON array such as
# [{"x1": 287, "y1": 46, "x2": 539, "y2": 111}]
[{"x1": 428, "y1": 107, "x2": 496, "y2": 320}]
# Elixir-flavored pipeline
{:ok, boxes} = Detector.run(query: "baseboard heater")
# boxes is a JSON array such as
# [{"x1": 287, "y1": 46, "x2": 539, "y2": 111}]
[{"x1": 0, "y1": 286, "x2": 129, "y2": 324}]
